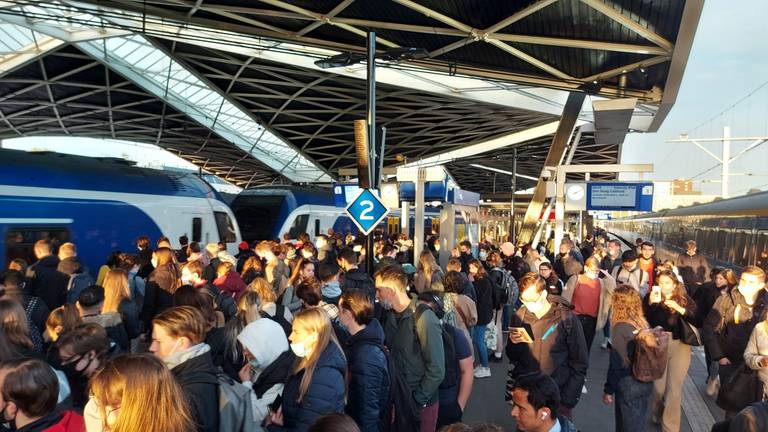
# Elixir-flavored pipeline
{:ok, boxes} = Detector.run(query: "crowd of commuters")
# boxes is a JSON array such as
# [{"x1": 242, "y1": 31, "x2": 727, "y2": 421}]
[{"x1": 0, "y1": 226, "x2": 766, "y2": 432}]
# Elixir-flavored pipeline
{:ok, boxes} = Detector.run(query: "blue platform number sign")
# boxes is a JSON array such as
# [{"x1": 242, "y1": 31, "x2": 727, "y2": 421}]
[{"x1": 345, "y1": 189, "x2": 389, "y2": 235}]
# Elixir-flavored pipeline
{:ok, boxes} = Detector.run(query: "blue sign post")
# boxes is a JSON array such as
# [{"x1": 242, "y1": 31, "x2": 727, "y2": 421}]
[
  {"x1": 345, "y1": 189, "x2": 389, "y2": 235},
  {"x1": 586, "y1": 182, "x2": 654, "y2": 211}
]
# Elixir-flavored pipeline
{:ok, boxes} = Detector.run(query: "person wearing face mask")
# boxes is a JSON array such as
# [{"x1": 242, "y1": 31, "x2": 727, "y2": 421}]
[
  {"x1": 88, "y1": 353, "x2": 194, "y2": 432},
  {"x1": 237, "y1": 319, "x2": 295, "y2": 426},
  {"x1": 506, "y1": 272, "x2": 588, "y2": 419},
  {"x1": 562, "y1": 257, "x2": 616, "y2": 356},
  {"x1": 338, "y1": 290, "x2": 389, "y2": 432},
  {"x1": 150, "y1": 306, "x2": 219, "y2": 432},
  {"x1": 56, "y1": 323, "x2": 116, "y2": 409},
  {"x1": 376, "y1": 266, "x2": 444, "y2": 432},
  {"x1": 0, "y1": 358, "x2": 83, "y2": 432},
  {"x1": 642, "y1": 270, "x2": 698, "y2": 431},
  {"x1": 315, "y1": 235, "x2": 337, "y2": 267},
  {"x1": 266, "y1": 308, "x2": 347, "y2": 432},
  {"x1": 703, "y1": 265, "x2": 768, "y2": 416}
]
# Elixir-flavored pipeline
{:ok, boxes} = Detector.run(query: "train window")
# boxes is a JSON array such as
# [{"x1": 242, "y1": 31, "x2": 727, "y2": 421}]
[
  {"x1": 314, "y1": 219, "x2": 321, "y2": 237},
  {"x1": 717, "y1": 231, "x2": 729, "y2": 262},
  {"x1": 214, "y1": 212, "x2": 237, "y2": 243},
  {"x1": 733, "y1": 231, "x2": 748, "y2": 267},
  {"x1": 755, "y1": 231, "x2": 768, "y2": 273},
  {"x1": 5, "y1": 227, "x2": 70, "y2": 267},
  {"x1": 288, "y1": 215, "x2": 309, "y2": 239},
  {"x1": 192, "y1": 218, "x2": 202, "y2": 243}
]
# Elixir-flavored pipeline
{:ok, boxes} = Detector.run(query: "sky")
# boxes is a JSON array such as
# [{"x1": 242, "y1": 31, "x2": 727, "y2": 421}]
[
  {"x1": 620, "y1": 0, "x2": 768, "y2": 197},
  {"x1": 3, "y1": 1, "x2": 767, "y2": 198}
]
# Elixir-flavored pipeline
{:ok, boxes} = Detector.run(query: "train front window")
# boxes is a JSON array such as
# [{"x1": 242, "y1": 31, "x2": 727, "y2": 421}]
[
  {"x1": 5, "y1": 227, "x2": 70, "y2": 267},
  {"x1": 231, "y1": 194, "x2": 285, "y2": 242},
  {"x1": 214, "y1": 212, "x2": 237, "y2": 243}
]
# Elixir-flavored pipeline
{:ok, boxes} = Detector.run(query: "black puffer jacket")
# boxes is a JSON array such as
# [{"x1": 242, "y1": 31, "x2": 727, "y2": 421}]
[
  {"x1": 270, "y1": 342, "x2": 346, "y2": 432},
  {"x1": 141, "y1": 264, "x2": 179, "y2": 328},
  {"x1": 172, "y1": 351, "x2": 220, "y2": 432},
  {"x1": 26, "y1": 255, "x2": 68, "y2": 310},
  {"x1": 344, "y1": 319, "x2": 390, "y2": 432},
  {"x1": 473, "y1": 275, "x2": 494, "y2": 326}
]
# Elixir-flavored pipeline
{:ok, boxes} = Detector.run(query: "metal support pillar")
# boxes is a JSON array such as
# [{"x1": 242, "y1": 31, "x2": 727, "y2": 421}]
[
  {"x1": 510, "y1": 148, "x2": 518, "y2": 243},
  {"x1": 722, "y1": 126, "x2": 730, "y2": 199},
  {"x1": 401, "y1": 201, "x2": 410, "y2": 234},
  {"x1": 363, "y1": 31, "x2": 377, "y2": 276},
  {"x1": 414, "y1": 170, "x2": 425, "y2": 266},
  {"x1": 439, "y1": 203, "x2": 455, "y2": 269},
  {"x1": 518, "y1": 92, "x2": 585, "y2": 243}
]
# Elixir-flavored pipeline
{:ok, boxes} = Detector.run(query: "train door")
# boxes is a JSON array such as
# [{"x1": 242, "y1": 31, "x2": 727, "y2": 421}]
[{"x1": 3, "y1": 224, "x2": 71, "y2": 268}]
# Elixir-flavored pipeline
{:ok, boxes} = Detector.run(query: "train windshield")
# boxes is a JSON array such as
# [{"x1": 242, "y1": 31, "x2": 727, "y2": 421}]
[{"x1": 231, "y1": 194, "x2": 285, "y2": 242}]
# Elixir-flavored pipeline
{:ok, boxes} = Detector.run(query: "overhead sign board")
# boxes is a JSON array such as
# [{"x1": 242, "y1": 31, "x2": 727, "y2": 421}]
[
  {"x1": 345, "y1": 189, "x2": 389, "y2": 235},
  {"x1": 587, "y1": 182, "x2": 653, "y2": 211}
]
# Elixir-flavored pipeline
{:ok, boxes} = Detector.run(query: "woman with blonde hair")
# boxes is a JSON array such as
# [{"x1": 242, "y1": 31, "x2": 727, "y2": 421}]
[
  {"x1": 241, "y1": 255, "x2": 264, "y2": 285},
  {"x1": 602, "y1": 285, "x2": 653, "y2": 432},
  {"x1": 44, "y1": 304, "x2": 81, "y2": 343},
  {"x1": 88, "y1": 353, "x2": 194, "y2": 432},
  {"x1": 250, "y1": 277, "x2": 294, "y2": 325},
  {"x1": 222, "y1": 291, "x2": 262, "y2": 379},
  {"x1": 283, "y1": 258, "x2": 315, "y2": 313},
  {"x1": 415, "y1": 250, "x2": 443, "y2": 294},
  {"x1": 0, "y1": 298, "x2": 38, "y2": 356},
  {"x1": 267, "y1": 307, "x2": 346, "y2": 430},
  {"x1": 102, "y1": 268, "x2": 141, "y2": 340}
]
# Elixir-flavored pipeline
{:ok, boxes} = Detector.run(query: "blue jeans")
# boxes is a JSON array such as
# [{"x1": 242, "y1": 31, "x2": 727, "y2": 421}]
[
  {"x1": 472, "y1": 324, "x2": 489, "y2": 368},
  {"x1": 615, "y1": 375, "x2": 653, "y2": 432}
]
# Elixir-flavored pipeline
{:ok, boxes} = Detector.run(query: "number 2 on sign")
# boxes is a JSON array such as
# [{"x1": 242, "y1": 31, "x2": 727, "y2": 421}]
[{"x1": 359, "y1": 200, "x2": 374, "y2": 220}]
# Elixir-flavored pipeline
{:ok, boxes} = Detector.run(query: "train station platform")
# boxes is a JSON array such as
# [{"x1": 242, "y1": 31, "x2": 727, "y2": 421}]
[{"x1": 463, "y1": 338, "x2": 725, "y2": 431}]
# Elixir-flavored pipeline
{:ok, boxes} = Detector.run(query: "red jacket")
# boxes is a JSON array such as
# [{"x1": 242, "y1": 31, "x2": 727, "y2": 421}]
[
  {"x1": 43, "y1": 411, "x2": 85, "y2": 432},
  {"x1": 213, "y1": 271, "x2": 247, "y2": 299}
]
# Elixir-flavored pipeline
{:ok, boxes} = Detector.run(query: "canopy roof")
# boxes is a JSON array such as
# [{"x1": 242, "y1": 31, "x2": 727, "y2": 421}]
[{"x1": 0, "y1": 0, "x2": 703, "y2": 193}]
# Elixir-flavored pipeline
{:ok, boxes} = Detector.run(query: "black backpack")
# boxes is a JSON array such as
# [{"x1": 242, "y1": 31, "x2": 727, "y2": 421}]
[
  {"x1": 264, "y1": 303, "x2": 292, "y2": 337},
  {"x1": 413, "y1": 304, "x2": 458, "y2": 389},
  {"x1": 372, "y1": 342, "x2": 419, "y2": 432}
]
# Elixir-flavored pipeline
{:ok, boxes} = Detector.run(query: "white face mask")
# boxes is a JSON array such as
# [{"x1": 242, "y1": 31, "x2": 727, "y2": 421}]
[
  {"x1": 522, "y1": 292, "x2": 546, "y2": 314},
  {"x1": 151, "y1": 257, "x2": 158, "y2": 268},
  {"x1": 434, "y1": 245, "x2": 440, "y2": 252},
  {"x1": 181, "y1": 274, "x2": 193, "y2": 285},
  {"x1": 290, "y1": 341, "x2": 311, "y2": 358}
]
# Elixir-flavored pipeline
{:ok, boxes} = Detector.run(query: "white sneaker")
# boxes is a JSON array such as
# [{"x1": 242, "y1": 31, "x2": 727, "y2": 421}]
[
  {"x1": 474, "y1": 367, "x2": 491, "y2": 378},
  {"x1": 581, "y1": 384, "x2": 588, "y2": 394},
  {"x1": 600, "y1": 338, "x2": 611, "y2": 349}
]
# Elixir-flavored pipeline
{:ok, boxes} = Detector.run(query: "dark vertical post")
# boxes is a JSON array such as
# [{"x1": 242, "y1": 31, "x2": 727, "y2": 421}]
[
  {"x1": 365, "y1": 31, "x2": 377, "y2": 276},
  {"x1": 510, "y1": 148, "x2": 517, "y2": 243}
]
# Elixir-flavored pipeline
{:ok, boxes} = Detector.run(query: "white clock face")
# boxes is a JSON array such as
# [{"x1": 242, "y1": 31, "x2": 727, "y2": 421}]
[{"x1": 567, "y1": 185, "x2": 585, "y2": 200}]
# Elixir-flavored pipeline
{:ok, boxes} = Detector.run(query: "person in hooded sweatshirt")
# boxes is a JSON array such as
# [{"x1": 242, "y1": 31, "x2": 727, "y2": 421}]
[
  {"x1": 26, "y1": 239, "x2": 69, "y2": 310},
  {"x1": 237, "y1": 318, "x2": 296, "y2": 425},
  {"x1": 338, "y1": 290, "x2": 389, "y2": 432},
  {"x1": 150, "y1": 306, "x2": 219, "y2": 432},
  {"x1": 0, "y1": 358, "x2": 84, "y2": 432},
  {"x1": 266, "y1": 308, "x2": 347, "y2": 432}
]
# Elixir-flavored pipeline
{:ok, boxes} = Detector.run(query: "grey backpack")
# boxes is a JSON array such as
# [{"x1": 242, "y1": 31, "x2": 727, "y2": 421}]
[{"x1": 217, "y1": 372, "x2": 261, "y2": 432}]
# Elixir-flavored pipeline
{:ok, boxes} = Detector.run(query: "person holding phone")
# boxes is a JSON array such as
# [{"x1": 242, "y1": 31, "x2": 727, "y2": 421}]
[
  {"x1": 643, "y1": 270, "x2": 698, "y2": 432},
  {"x1": 506, "y1": 272, "x2": 588, "y2": 419}
]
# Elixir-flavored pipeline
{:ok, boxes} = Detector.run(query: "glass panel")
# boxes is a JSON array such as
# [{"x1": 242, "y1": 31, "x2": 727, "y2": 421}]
[
  {"x1": 192, "y1": 217, "x2": 202, "y2": 243},
  {"x1": 755, "y1": 231, "x2": 768, "y2": 273},
  {"x1": 214, "y1": 212, "x2": 236, "y2": 243},
  {"x1": 5, "y1": 227, "x2": 70, "y2": 267}
]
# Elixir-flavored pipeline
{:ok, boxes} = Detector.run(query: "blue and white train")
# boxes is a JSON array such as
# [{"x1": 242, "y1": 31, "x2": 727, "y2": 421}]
[
  {"x1": 0, "y1": 149, "x2": 241, "y2": 275},
  {"x1": 230, "y1": 186, "x2": 440, "y2": 243}
]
